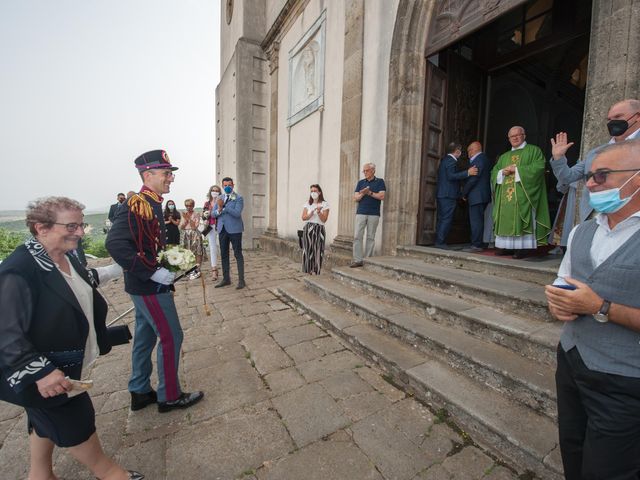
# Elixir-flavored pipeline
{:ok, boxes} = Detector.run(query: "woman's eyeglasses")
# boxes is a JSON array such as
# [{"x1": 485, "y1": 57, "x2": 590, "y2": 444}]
[
  {"x1": 585, "y1": 168, "x2": 640, "y2": 185},
  {"x1": 54, "y1": 222, "x2": 88, "y2": 232}
]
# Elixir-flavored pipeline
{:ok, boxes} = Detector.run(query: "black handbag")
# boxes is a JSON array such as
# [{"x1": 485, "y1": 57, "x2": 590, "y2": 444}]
[
  {"x1": 107, "y1": 325, "x2": 132, "y2": 346},
  {"x1": 200, "y1": 225, "x2": 213, "y2": 237}
]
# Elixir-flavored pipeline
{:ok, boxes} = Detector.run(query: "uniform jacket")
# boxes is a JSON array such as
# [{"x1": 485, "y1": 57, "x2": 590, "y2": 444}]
[
  {"x1": 0, "y1": 239, "x2": 111, "y2": 407},
  {"x1": 213, "y1": 192, "x2": 244, "y2": 234},
  {"x1": 106, "y1": 188, "x2": 171, "y2": 295}
]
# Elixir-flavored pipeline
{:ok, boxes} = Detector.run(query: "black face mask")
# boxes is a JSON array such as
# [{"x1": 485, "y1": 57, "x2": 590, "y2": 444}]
[{"x1": 607, "y1": 112, "x2": 639, "y2": 137}]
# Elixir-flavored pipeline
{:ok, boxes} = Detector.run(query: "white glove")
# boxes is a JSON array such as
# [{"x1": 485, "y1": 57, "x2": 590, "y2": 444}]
[
  {"x1": 151, "y1": 268, "x2": 175, "y2": 285},
  {"x1": 95, "y1": 263, "x2": 123, "y2": 284}
]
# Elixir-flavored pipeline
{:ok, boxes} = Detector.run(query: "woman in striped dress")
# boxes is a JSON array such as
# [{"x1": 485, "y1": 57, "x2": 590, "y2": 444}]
[{"x1": 301, "y1": 184, "x2": 330, "y2": 274}]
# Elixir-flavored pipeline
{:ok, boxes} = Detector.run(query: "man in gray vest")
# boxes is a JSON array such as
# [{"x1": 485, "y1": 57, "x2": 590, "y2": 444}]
[
  {"x1": 550, "y1": 99, "x2": 640, "y2": 222},
  {"x1": 545, "y1": 139, "x2": 640, "y2": 479}
]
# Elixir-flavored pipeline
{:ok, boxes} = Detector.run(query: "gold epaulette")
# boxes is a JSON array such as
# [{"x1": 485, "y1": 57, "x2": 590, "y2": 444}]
[{"x1": 128, "y1": 193, "x2": 154, "y2": 220}]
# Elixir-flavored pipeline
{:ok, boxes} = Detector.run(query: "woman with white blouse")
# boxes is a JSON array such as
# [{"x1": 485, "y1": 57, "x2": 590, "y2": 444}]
[{"x1": 301, "y1": 184, "x2": 330, "y2": 274}]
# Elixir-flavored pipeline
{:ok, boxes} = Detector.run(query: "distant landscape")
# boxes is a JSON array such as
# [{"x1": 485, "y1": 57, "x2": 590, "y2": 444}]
[
  {"x1": 0, "y1": 211, "x2": 109, "y2": 238},
  {"x1": 0, "y1": 211, "x2": 110, "y2": 260}
]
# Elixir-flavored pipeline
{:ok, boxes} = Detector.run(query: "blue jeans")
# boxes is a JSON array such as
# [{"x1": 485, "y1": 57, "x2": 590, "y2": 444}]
[{"x1": 128, "y1": 293, "x2": 183, "y2": 403}]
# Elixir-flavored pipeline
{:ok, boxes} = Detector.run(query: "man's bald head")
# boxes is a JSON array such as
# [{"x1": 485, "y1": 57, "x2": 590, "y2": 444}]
[
  {"x1": 467, "y1": 141, "x2": 482, "y2": 158},
  {"x1": 609, "y1": 99, "x2": 640, "y2": 115}
]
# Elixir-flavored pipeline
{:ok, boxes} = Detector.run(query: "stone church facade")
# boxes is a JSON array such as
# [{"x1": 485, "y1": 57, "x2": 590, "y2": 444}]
[{"x1": 216, "y1": 0, "x2": 640, "y2": 254}]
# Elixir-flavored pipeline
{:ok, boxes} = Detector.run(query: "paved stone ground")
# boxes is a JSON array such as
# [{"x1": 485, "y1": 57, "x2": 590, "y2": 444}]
[{"x1": 0, "y1": 251, "x2": 521, "y2": 480}]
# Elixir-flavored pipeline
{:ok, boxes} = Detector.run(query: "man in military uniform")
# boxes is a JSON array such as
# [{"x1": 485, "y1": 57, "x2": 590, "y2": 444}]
[{"x1": 106, "y1": 150, "x2": 203, "y2": 413}]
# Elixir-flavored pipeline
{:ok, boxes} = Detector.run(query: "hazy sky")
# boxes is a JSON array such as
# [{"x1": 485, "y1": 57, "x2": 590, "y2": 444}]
[{"x1": 0, "y1": 0, "x2": 219, "y2": 212}]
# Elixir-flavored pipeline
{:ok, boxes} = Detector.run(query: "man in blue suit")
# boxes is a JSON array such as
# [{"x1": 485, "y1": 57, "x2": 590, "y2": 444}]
[
  {"x1": 435, "y1": 142, "x2": 478, "y2": 248},
  {"x1": 461, "y1": 141, "x2": 492, "y2": 252},
  {"x1": 550, "y1": 99, "x2": 640, "y2": 222},
  {"x1": 213, "y1": 177, "x2": 246, "y2": 289}
]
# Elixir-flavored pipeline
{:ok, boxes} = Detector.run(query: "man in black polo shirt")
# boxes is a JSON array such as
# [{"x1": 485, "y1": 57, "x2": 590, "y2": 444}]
[{"x1": 351, "y1": 163, "x2": 386, "y2": 267}]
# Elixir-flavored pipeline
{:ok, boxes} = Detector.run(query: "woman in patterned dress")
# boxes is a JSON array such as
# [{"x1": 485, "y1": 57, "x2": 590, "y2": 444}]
[
  {"x1": 301, "y1": 184, "x2": 330, "y2": 274},
  {"x1": 179, "y1": 198, "x2": 205, "y2": 279}
]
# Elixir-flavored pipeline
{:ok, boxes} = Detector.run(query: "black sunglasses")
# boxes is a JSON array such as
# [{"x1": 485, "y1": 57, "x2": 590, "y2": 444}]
[{"x1": 585, "y1": 168, "x2": 640, "y2": 185}]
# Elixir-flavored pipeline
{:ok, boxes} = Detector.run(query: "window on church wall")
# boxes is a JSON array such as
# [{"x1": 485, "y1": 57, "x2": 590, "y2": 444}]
[
  {"x1": 286, "y1": 11, "x2": 326, "y2": 127},
  {"x1": 496, "y1": 0, "x2": 554, "y2": 55}
]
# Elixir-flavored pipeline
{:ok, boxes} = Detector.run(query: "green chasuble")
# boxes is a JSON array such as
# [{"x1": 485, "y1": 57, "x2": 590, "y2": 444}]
[{"x1": 491, "y1": 144, "x2": 551, "y2": 243}]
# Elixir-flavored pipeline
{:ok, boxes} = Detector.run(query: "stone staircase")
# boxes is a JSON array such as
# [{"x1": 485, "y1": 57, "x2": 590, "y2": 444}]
[{"x1": 275, "y1": 246, "x2": 565, "y2": 479}]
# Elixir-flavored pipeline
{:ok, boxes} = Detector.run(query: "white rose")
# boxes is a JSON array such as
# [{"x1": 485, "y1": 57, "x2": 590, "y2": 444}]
[{"x1": 167, "y1": 251, "x2": 181, "y2": 266}]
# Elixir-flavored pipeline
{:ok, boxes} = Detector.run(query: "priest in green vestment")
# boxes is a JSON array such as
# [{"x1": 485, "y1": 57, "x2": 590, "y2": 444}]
[{"x1": 491, "y1": 126, "x2": 551, "y2": 259}]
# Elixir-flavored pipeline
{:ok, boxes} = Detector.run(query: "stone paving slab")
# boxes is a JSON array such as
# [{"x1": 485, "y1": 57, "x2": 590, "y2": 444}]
[
  {"x1": 271, "y1": 382, "x2": 350, "y2": 448},
  {"x1": 257, "y1": 436, "x2": 384, "y2": 480},
  {"x1": 0, "y1": 251, "x2": 537, "y2": 479}
]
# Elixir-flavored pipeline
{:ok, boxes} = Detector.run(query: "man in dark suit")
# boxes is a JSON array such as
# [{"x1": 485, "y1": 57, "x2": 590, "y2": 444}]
[
  {"x1": 435, "y1": 142, "x2": 478, "y2": 248},
  {"x1": 108, "y1": 193, "x2": 126, "y2": 222},
  {"x1": 462, "y1": 141, "x2": 492, "y2": 252}
]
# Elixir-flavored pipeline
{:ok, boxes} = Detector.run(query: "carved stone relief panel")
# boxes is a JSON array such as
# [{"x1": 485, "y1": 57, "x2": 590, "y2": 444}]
[
  {"x1": 287, "y1": 11, "x2": 326, "y2": 127},
  {"x1": 426, "y1": 0, "x2": 527, "y2": 56}
]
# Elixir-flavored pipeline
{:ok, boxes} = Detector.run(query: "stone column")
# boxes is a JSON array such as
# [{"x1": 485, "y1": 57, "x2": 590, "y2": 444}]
[
  {"x1": 265, "y1": 41, "x2": 280, "y2": 237},
  {"x1": 332, "y1": 0, "x2": 365, "y2": 254},
  {"x1": 575, "y1": 0, "x2": 640, "y2": 219}
]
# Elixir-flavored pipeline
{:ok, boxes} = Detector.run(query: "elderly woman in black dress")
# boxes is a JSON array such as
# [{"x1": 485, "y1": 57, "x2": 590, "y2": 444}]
[{"x1": 0, "y1": 197, "x2": 143, "y2": 480}]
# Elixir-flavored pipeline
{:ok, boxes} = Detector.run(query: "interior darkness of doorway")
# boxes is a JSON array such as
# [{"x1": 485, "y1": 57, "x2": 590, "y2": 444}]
[{"x1": 432, "y1": 0, "x2": 592, "y2": 243}]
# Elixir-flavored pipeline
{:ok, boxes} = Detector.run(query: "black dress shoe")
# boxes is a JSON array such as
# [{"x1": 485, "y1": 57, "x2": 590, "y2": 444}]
[
  {"x1": 495, "y1": 248, "x2": 514, "y2": 256},
  {"x1": 128, "y1": 471, "x2": 145, "y2": 479},
  {"x1": 130, "y1": 390, "x2": 157, "y2": 411},
  {"x1": 349, "y1": 261, "x2": 364, "y2": 268},
  {"x1": 236, "y1": 280, "x2": 246, "y2": 289},
  {"x1": 215, "y1": 279, "x2": 231, "y2": 288},
  {"x1": 158, "y1": 391, "x2": 205, "y2": 413},
  {"x1": 512, "y1": 250, "x2": 527, "y2": 259}
]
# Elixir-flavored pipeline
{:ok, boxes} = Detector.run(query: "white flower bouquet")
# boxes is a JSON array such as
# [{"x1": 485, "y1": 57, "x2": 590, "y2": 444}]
[{"x1": 157, "y1": 245, "x2": 196, "y2": 273}]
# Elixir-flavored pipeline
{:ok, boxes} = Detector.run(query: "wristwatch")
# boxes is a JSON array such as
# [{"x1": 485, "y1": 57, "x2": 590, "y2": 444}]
[{"x1": 593, "y1": 300, "x2": 611, "y2": 323}]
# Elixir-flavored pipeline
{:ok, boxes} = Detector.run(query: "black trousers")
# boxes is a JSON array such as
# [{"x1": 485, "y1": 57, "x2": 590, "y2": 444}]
[
  {"x1": 556, "y1": 345, "x2": 640, "y2": 480},
  {"x1": 218, "y1": 226, "x2": 244, "y2": 281}
]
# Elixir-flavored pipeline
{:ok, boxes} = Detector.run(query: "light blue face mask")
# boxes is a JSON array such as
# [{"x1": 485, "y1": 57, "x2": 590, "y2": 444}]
[{"x1": 588, "y1": 170, "x2": 640, "y2": 213}]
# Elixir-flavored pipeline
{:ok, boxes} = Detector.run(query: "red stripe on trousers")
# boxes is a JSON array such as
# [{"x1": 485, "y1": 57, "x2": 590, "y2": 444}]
[{"x1": 142, "y1": 295, "x2": 179, "y2": 401}]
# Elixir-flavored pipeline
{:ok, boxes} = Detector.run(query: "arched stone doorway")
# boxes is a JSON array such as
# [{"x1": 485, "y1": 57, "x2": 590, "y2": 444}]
[
  {"x1": 381, "y1": 0, "x2": 596, "y2": 251},
  {"x1": 382, "y1": 0, "x2": 529, "y2": 253}
]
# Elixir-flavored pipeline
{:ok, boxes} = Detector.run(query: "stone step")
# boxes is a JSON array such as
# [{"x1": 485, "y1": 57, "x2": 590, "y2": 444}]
[
  {"x1": 332, "y1": 266, "x2": 561, "y2": 366},
  {"x1": 275, "y1": 283, "x2": 563, "y2": 480},
  {"x1": 303, "y1": 276, "x2": 557, "y2": 421},
  {"x1": 363, "y1": 255, "x2": 553, "y2": 322},
  {"x1": 397, "y1": 245, "x2": 560, "y2": 287}
]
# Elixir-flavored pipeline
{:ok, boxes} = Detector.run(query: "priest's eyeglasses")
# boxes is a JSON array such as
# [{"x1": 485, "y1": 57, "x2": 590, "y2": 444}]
[
  {"x1": 54, "y1": 222, "x2": 88, "y2": 232},
  {"x1": 585, "y1": 168, "x2": 640, "y2": 185}
]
